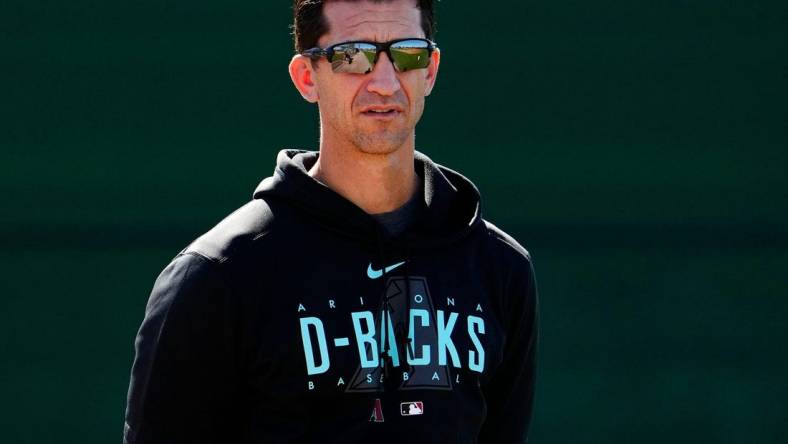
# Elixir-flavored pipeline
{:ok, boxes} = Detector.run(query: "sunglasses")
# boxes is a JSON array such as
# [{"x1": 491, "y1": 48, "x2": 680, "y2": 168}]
[{"x1": 301, "y1": 38, "x2": 438, "y2": 74}]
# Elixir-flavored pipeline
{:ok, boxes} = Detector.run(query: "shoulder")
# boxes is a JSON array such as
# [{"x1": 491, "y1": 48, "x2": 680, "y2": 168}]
[
  {"x1": 479, "y1": 219, "x2": 533, "y2": 265},
  {"x1": 145, "y1": 251, "x2": 225, "y2": 317},
  {"x1": 478, "y1": 220, "x2": 538, "y2": 330},
  {"x1": 476, "y1": 219, "x2": 537, "y2": 302},
  {"x1": 140, "y1": 199, "x2": 284, "y2": 324},
  {"x1": 180, "y1": 198, "x2": 279, "y2": 264}
]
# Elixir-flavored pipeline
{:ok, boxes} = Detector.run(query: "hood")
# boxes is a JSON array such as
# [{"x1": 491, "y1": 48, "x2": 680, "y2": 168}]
[{"x1": 253, "y1": 149, "x2": 484, "y2": 250}]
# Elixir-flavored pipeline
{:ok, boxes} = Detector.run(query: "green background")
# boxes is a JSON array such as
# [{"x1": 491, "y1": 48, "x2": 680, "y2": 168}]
[{"x1": 2, "y1": 1, "x2": 787, "y2": 442}]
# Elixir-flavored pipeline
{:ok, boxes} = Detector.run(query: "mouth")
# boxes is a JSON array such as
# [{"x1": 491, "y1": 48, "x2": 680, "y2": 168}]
[{"x1": 360, "y1": 105, "x2": 404, "y2": 119}]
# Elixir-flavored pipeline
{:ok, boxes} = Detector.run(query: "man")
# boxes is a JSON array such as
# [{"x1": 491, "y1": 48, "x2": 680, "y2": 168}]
[{"x1": 124, "y1": 0, "x2": 538, "y2": 443}]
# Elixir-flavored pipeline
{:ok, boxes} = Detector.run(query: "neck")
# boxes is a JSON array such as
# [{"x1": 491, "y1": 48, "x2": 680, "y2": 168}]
[{"x1": 309, "y1": 137, "x2": 418, "y2": 215}]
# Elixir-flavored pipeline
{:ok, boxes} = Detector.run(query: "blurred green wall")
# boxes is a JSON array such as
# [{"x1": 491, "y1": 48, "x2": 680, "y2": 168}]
[{"x1": 2, "y1": 1, "x2": 786, "y2": 443}]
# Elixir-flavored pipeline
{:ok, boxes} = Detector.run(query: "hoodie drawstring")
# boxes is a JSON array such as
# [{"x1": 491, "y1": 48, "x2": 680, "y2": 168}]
[
  {"x1": 402, "y1": 245, "x2": 413, "y2": 374},
  {"x1": 374, "y1": 228, "x2": 415, "y2": 394},
  {"x1": 375, "y1": 227, "x2": 392, "y2": 389}
]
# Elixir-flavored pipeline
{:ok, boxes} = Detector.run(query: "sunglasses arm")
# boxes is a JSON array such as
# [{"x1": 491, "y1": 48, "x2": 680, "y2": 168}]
[{"x1": 301, "y1": 48, "x2": 329, "y2": 59}]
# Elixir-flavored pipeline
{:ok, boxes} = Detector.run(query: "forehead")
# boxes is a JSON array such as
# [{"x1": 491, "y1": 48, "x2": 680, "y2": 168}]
[{"x1": 320, "y1": 0, "x2": 424, "y2": 45}]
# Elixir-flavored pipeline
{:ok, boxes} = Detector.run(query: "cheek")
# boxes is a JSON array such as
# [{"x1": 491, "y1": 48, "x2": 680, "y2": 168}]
[
  {"x1": 404, "y1": 76, "x2": 427, "y2": 109},
  {"x1": 412, "y1": 95, "x2": 426, "y2": 119},
  {"x1": 318, "y1": 79, "x2": 361, "y2": 114},
  {"x1": 317, "y1": 87, "x2": 341, "y2": 118}
]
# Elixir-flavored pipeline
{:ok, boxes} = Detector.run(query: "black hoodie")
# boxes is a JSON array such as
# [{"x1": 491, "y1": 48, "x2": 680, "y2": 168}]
[{"x1": 124, "y1": 150, "x2": 539, "y2": 444}]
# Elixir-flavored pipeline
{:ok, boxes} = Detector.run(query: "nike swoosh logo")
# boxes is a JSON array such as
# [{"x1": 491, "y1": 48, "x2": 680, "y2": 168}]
[{"x1": 367, "y1": 261, "x2": 406, "y2": 279}]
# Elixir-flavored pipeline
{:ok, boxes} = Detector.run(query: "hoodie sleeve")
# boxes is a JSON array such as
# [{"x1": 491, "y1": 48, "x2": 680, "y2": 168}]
[
  {"x1": 124, "y1": 253, "x2": 241, "y2": 444},
  {"x1": 478, "y1": 256, "x2": 539, "y2": 444}
]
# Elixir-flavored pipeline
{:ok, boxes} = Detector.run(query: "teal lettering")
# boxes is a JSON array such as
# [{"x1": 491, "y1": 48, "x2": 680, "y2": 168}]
[
  {"x1": 299, "y1": 317, "x2": 330, "y2": 375},
  {"x1": 436, "y1": 310, "x2": 461, "y2": 367},
  {"x1": 407, "y1": 309, "x2": 430, "y2": 365},
  {"x1": 467, "y1": 315, "x2": 486, "y2": 372},
  {"x1": 380, "y1": 311, "x2": 400, "y2": 367},
  {"x1": 352, "y1": 311, "x2": 378, "y2": 368}
]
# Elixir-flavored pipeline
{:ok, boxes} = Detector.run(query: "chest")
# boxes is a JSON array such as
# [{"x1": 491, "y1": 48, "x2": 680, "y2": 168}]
[{"x1": 244, "y1": 247, "x2": 509, "y2": 399}]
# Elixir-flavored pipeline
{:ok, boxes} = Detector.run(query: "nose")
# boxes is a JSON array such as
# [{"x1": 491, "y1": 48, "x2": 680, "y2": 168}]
[{"x1": 366, "y1": 52, "x2": 401, "y2": 96}]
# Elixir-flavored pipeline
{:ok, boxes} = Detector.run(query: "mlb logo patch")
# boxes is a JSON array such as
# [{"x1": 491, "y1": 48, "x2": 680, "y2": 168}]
[{"x1": 400, "y1": 401, "x2": 424, "y2": 416}]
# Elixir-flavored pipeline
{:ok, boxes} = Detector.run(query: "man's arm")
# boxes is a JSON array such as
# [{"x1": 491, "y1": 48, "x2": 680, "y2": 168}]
[
  {"x1": 478, "y1": 257, "x2": 539, "y2": 443},
  {"x1": 124, "y1": 253, "x2": 241, "y2": 444}
]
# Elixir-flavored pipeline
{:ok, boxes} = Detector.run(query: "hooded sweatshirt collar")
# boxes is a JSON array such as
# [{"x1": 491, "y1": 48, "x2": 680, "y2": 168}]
[{"x1": 253, "y1": 149, "x2": 483, "y2": 250}]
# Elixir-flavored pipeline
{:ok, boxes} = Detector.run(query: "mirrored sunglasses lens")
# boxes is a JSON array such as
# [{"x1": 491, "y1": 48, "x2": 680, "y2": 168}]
[
  {"x1": 390, "y1": 40, "x2": 431, "y2": 72},
  {"x1": 330, "y1": 43, "x2": 376, "y2": 73}
]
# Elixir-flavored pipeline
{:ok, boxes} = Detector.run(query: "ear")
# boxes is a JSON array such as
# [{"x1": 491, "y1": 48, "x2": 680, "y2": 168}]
[
  {"x1": 424, "y1": 48, "x2": 441, "y2": 97},
  {"x1": 289, "y1": 55, "x2": 319, "y2": 103}
]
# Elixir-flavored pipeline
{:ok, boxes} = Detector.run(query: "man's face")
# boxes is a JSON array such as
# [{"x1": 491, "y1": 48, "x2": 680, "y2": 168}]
[{"x1": 310, "y1": 0, "x2": 439, "y2": 155}]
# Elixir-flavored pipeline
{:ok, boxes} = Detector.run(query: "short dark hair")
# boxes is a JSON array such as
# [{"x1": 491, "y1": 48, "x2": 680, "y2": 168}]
[{"x1": 292, "y1": 0, "x2": 436, "y2": 53}]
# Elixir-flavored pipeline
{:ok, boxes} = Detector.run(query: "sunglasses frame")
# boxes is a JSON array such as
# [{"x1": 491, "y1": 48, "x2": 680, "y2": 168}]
[{"x1": 301, "y1": 37, "x2": 438, "y2": 73}]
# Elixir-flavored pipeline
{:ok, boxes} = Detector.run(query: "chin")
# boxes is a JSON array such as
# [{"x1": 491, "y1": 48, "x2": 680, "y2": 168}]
[
  {"x1": 352, "y1": 131, "x2": 411, "y2": 155},
  {"x1": 356, "y1": 145, "x2": 400, "y2": 155}
]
